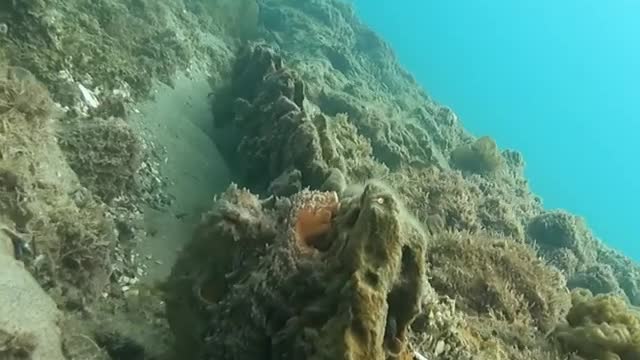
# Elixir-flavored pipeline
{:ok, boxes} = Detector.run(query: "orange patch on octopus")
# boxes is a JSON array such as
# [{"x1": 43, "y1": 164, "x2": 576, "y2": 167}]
[{"x1": 290, "y1": 190, "x2": 340, "y2": 252}]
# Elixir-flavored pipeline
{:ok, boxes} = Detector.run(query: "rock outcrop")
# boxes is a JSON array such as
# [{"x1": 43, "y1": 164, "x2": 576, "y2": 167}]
[{"x1": 0, "y1": 230, "x2": 65, "y2": 360}]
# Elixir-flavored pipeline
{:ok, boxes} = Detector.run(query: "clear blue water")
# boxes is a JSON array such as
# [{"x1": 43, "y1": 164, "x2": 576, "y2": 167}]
[{"x1": 352, "y1": 0, "x2": 640, "y2": 260}]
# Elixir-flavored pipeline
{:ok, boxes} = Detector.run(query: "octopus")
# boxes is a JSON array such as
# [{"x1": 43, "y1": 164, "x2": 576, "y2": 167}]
[{"x1": 167, "y1": 183, "x2": 429, "y2": 360}]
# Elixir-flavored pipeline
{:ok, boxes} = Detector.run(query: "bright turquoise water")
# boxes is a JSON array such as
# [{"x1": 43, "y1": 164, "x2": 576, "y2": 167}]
[{"x1": 352, "y1": 0, "x2": 640, "y2": 260}]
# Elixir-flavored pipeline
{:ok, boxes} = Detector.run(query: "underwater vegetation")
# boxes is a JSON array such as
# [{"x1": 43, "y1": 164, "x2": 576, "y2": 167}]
[
  {"x1": 58, "y1": 116, "x2": 143, "y2": 203},
  {"x1": 184, "y1": 0, "x2": 260, "y2": 39},
  {"x1": 528, "y1": 211, "x2": 640, "y2": 306},
  {"x1": 408, "y1": 230, "x2": 571, "y2": 359},
  {"x1": 556, "y1": 289, "x2": 640, "y2": 360},
  {"x1": 0, "y1": 64, "x2": 115, "y2": 359},
  {"x1": 3, "y1": 0, "x2": 640, "y2": 359},
  {"x1": 427, "y1": 231, "x2": 570, "y2": 334},
  {"x1": 450, "y1": 136, "x2": 503, "y2": 175},
  {"x1": 0, "y1": 64, "x2": 116, "y2": 297}
]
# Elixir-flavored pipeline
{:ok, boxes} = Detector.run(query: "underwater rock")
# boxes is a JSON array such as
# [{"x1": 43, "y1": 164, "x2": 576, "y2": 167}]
[
  {"x1": 0, "y1": 230, "x2": 65, "y2": 360},
  {"x1": 596, "y1": 248, "x2": 640, "y2": 306},
  {"x1": 268, "y1": 168, "x2": 303, "y2": 197},
  {"x1": 0, "y1": 64, "x2": 119, "y2": 299},
  {"x1": 523, "y1": 211, "x2": 640, "y2": 304},
  {"x1": 568, "y1": 263, "x2": 625, "y2": 297},
  {"x1": 9, "y1": 0, "x2": 640, "y2": 359},
  {"x1": 58, "y1": 116, "x2": 143, "y2": 204},
  {"x1": 450, "y1": 136, "x2": 503, "y2": 175},
  {"x1": 213, "y1": 41, "x2": 406, "y2": 198},
  {"x1": 319, "y1": 167, "x2": 347, "y2": 195},
  {"x1": 312, "y1": 113, "x2": 387, "y2": 184},
  {"x1": 427, "y1": 231, "x2": 570, "y2": 334},
  {"x1": 527, "y1": 211, "x2": 597, "y2": 261},
  {"x1": 228, "y1": 43, "x2": 332, "y2": 191},
  {"x1": 411, "y1": 231, "x2": 571, "y2": 359},
  {"x1": 555, "y1": 289, "x2": 640, "y2": 360},
  {"x1": 166, "y1": 181, "x2": 428, "y2": 359},
  {"x1": 259, "y1": 0, "x2": 471, "y2": 171}
]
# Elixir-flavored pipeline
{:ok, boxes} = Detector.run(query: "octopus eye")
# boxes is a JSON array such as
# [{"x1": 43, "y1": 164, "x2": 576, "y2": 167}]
[{"x1": 375, "y1": 197, "x2": 385, "y2": 205}]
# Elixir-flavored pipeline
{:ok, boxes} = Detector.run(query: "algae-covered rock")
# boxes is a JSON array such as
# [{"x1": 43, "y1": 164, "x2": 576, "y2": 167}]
[
  {"x1": 217, "y1": 43, "x2": 385, "y2": 193},
  {"x1": 556, "y1": 289, "x2": 640, "y2": 360},
  {"x1": 527, "y1": 211, "x2": 598, "y2": 263},
  {"x1": 259, "y1": 0, "x2": 466, "y2": 170},
  {"x1": 42, "y1": 198, "x2": 116, "y2": 296},
  {"x1": 166, "y1": 181, "x2": 428, "y2": 359},
  {"x1": 596, "y1": 247, "x2": 640, "y2": 306},
  {"x1": 568, "y1": 264, "x2": 626, "y2": 298},
  {"x1": 388, "y1": 166, "x2": 531, "y2": 241},
  {"x1": 185, "y1": 0, "x2": 259, "y2": 39},
  {"x1": 0, "y1": 231, "x2": 65, "y2": 360},
  {"x1": 10, "y1": 0, "x2": 640, "y2": 359},
  {"x1": 1, "y1": 0, "x2": 209, "y2": 101},
  {"x1": 0, "y1": 65, "x2": 118, "y2": 298},
  {"x1": 227, "y1": 43, "x2": 329, "y2": 191},
  {"x1": 526, "y1": 211, "x2": 640, "y2": 306},
  {"x1": 450, "y1": 136, "x2": 503, "y2": 175},
  {"x1": 313, "y1": 113, "x2": 388, "y2": 184},
  {"x1": 58, "y1": 116, "x2": 143, "y2": 203},
  {"x1": 422, "y1": 231, "x2": 571, "y2": 358}
]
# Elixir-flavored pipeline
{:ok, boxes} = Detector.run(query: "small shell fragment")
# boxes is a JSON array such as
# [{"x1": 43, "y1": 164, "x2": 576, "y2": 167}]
[
  {"x1": 78, "y1": 83, "x2": 99, "y2": 108},
  {"x1": 414, "y1": 351, "x2": 429, "y2": 360}
]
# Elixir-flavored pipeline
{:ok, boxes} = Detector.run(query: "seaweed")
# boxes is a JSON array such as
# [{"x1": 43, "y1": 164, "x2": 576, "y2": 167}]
[
  {"x1": 185, "y1": 0, "x2": 259, "y2": 39},
  {"x1": 223, "y1": 43, "x2": 330, "y2": 191},
  {"x1": 45, "y1": 200, "x2": 116, "y2": 296},
  {"x1": 0, "y1": 0, "x2": 209, "y2": 103},
  {"x1": 387, "y1": 166, "x2": 529, "y2": 241},
  {"x1": 556, "y1": 289, "x2": 640, "y2": 360},
  {"x1": 0, "y1": 64, "x2": 118, "y2": 300},
  {"x1": 450, "y1": 136, "x2": 503, "y2": 175},
  {"x1": 420, "y1": 231, "x2": 571, "y2": 358},
  {"x1": 57, "y1": 117, "x2": 143, "y2": 204},
  {"x1": 0, "y1": 65, "x2": 53, "y2": 122}
]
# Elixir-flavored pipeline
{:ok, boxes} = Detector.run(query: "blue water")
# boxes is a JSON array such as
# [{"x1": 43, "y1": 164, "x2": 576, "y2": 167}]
[{"x1": 352, "y1": 0, "x2": 640, "y2": 260}]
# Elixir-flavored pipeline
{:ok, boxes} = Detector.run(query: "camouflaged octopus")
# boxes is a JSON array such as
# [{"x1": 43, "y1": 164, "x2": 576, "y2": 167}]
[{"x1": 165, "y1": 181, "x2": 428, "y2": 360}]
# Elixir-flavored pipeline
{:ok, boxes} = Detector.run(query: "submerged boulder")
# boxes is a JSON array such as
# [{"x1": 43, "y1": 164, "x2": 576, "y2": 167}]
[{"x1": 0, "y1": 229, "x2": 65, "y2": 360}]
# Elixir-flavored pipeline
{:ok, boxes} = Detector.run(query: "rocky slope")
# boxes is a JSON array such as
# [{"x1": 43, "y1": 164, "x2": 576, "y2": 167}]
[
  {"x1": 245, "y1": 0, "x2": 640, "y2": 308},
  {"x1": 1, "y1": 0, "x2": 640, "y2": 359}
]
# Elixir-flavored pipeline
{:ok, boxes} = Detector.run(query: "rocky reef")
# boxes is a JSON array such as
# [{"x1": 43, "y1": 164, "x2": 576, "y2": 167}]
[{"x1": 2, "y1": 0, "x2": 640, "y2": 359}]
